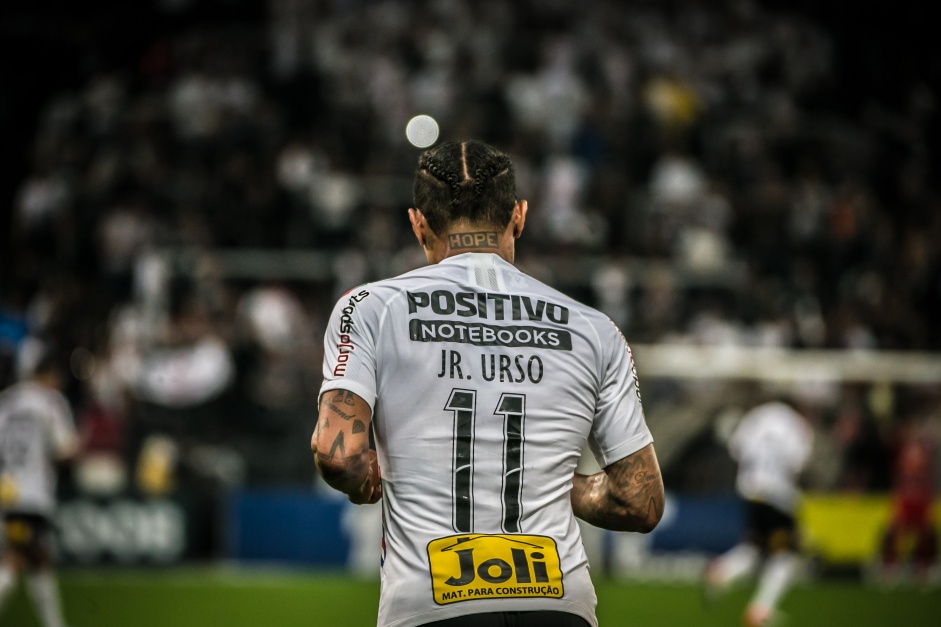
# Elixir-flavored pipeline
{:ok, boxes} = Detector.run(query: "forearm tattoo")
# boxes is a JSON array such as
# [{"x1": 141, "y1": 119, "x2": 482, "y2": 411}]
[
  {"x1": 324, "y1": 431, "x2": 345, "y2": 459},
  {"x1": 325, "y1": 390, "x2": 357, "y2": 421},
  {"x1": 315, "y1": 391, "x2": 371, "y2": 494},
  {"x1": 326, "y1": 402, "x2": 356, "y2": 421},
  {"x1": 571, "y1": 445, "x2": 664, "y2": 532}
]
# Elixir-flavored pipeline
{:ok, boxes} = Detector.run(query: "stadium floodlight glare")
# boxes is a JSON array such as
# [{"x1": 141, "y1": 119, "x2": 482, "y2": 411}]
[{"x1": 405, "y1": 114, "x2": 439, "y2": 148}]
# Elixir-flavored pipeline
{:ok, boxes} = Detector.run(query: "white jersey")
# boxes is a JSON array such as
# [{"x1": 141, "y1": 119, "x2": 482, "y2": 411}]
[
  {"x1": 729, "y1": 401, "x2": 813, "y2": 514},
  {"x1": 0, "y1": 381, "x2": 78, "y2": 517},
  {"x1": 320, "y1": 253, "x2": 653, "y2": 627}
]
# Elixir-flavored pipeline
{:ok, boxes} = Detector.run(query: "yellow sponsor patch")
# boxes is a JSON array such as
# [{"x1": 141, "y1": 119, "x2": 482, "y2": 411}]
[
  {"x1": 5, "y1": 519, "x2": 33, "y2": 544},
  {"x1": 427, "y1": 534, "x2": 564, "y2": 605},
  {"x1": 0, "y1": 474, "x2": 18, "y2": 506}
]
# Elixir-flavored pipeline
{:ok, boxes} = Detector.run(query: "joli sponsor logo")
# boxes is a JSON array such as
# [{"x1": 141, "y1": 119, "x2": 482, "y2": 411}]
[{"x1": 427, "y1": 534, "x2": 564, "y2": 605}]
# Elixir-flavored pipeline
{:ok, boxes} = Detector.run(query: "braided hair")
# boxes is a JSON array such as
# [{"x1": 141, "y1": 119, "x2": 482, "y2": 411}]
[{"x1": 413, "y1": 140, "x2": 517, "y2": 235}]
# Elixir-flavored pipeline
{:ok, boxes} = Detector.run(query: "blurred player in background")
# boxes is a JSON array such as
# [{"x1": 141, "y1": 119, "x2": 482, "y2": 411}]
[
  {"x1": 312, "y1": 140, "x2": 664, "y2": 626},
  {"x1": 704, "y1": 396, "x2": 814, "y2": 627},
  {"x1": 878, "y1": 415, "x2": 938, "y2": 585},
  {"x1": 0, "y1": 348, "x2": 79, "y2": 627}
]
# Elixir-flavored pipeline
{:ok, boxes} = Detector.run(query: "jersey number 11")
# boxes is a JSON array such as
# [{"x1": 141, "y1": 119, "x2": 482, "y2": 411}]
[{"x1": 445, "y1": 388, "x2": 526, "y2": 534}]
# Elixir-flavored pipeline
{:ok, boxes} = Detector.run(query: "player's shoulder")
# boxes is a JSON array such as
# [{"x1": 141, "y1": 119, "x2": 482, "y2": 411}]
[
  {"x1": 329, "y1": 265, "x2": 439, "y2": 322},
  {"x1": 552, "y1": 287, "x2": 625, "y2": 341},
  {"x1": 28, "y1": 382, "x2": 72, "y2": 414},
  {"x1": 0, "y1": 381, "x2": 37, "y2": 405},
  {"x1": 508, "y1": 264, "x2": 614, "y2": 325},
  {"x1": 0, "y1": 384, "x2": 13, "y2": 412},
  {"x1": 0, "y1": 382, "x2": 69, "y2": 416},
  {"x1": 748, "y1": 401, "x2": 810, "y2": 432},
  {"x1": 499, "y1": 263, "x2": 634, "y2": 359},
  {"x1": 340, "y1": 261, "x2": 467, "y2": 304},
  {"x1": 332, "y1": 271, "x2": 423, "y2": 309}
]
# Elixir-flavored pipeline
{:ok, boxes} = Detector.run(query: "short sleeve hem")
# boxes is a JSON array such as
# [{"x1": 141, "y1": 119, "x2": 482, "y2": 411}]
[
  {"x1": 594, "y1": 431, "x2": 654, "y2": 469},
  {"x1": 318, "y1": 379, "x2": 377, "y2": 414}
]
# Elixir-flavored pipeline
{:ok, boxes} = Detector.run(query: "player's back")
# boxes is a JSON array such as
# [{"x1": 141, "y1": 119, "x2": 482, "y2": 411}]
[
  {"x1": 321, "y1": 253, "x2": 651, "y2": 626},
  {"x1": 374, "y1": 256, "x2": 601, "y2": 535},
  {"x1": 730, "y1": 401, "x2": 813, "y2": 512}
]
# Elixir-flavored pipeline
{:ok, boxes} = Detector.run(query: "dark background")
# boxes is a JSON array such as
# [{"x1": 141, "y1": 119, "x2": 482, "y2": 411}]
[{"x1": 1, "y1": 0, "x2": 938, "y2": 251}]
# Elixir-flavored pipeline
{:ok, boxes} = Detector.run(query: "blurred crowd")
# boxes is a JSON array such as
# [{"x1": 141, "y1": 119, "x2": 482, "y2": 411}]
[{"x1": 0, "y1": 0, "x2": 938, "y2": 496}]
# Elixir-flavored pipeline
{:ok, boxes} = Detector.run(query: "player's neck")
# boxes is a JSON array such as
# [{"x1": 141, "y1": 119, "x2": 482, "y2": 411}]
[
  {"x1": 441, "y1": 228, "x2": 513, "y2": 264},
  {"x1": 31, "y1": 373, "x2": 61, "y2": 390},
  {"x1": 413, "y1": 201, "x2": 526, "y2": 266}
]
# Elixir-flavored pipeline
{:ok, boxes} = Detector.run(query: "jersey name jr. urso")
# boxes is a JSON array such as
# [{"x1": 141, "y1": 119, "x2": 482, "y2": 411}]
[{"x1": 320, "y1": 253, "x2": 653, "y2": 627}]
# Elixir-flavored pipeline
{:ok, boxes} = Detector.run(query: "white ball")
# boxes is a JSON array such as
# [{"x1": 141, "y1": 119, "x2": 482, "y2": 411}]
[{"x1": 406, "y1": 114, "x2": 440, "y2": 148}]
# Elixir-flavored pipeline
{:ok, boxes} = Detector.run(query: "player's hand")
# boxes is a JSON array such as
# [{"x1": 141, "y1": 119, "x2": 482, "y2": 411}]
[{"x1": 348, "y1": 449, "x2": 382, "y2": 505}]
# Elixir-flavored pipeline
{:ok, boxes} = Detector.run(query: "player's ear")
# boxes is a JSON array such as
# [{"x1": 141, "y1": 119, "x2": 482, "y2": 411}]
[
  {"x1": 511, "y1": 199, "x2": 527, "y2": 238},
  {"x1": 408, "y1": 208, "x2": 430, "y2": 248}
]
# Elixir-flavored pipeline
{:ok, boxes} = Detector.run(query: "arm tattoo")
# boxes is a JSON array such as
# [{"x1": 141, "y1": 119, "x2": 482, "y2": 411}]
[
  {"x1": 334, "y1": 390, "x2": 355, "y2": 406},
  {"x1": 326, "y1": 401, "x2": 356, "y2": 421},
  {"x1": 571, "y1": 445, "x2": 664, "y2": 532},
  {"x1": 315, "y1": 389, "x2": 375, "y2": 498},
  {"x1": 323, "y1": 431, "x2": 345, "y2": 459}
]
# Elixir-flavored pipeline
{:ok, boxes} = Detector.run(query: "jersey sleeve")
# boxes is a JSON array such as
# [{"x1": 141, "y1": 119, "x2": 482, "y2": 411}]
[
  {"x1": 47, "y1": 391, "x2": 79, "y2": 459},
  {"x1": 319, "y1": 286, "x2": 380, "y2": 413},
  {"x1": 587, "y1": 321, "x2": 653, "y2": 468},
  {"x1": 728, "y1": 415, "x2": 752, "y2": 462},
  {"x1": 791, "y1": 415, "x2": 814, "y2": 473}
]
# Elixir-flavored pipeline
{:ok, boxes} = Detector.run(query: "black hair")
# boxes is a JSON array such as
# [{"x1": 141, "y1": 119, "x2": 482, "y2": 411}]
[{"x1": 413, "y1": 140, "x2": 517, "y2": 235}]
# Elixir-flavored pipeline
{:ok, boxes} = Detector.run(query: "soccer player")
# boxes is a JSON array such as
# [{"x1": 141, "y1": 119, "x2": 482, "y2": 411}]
[
  {"x1": 878, "y1": 418, "x2": 937, "y2": 585},
  {"x1": 312, "y1": 140, "x2": 664, "y2": 627},
  {"x1": 0, "y1": 349, "x2": 79, "y2": 627},
  {"x1": 703, "y1": 397, "x2": 814, "y2": 627}
]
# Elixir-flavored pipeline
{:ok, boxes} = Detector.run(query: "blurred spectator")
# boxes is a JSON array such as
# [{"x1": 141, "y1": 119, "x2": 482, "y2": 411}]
[
  {"x1": 134, "y1": 302, "x2": 234, "y2": 411},
  {"x1": 73, "y1": 350, "x2": 132, "y2": 497},
  {"x1": 831, "y1": 386, "x2": 892, "y2": 492},
  {"x1": 235, "y1": 282, "x2": 315, "y2": 412}
]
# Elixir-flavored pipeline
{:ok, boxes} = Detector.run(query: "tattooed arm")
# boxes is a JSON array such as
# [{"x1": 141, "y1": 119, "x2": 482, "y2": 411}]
[
  {"x1": 312, "y1": 389, "x2": 381, "y2": 505},
  {"x1": 570, "y1": 443, "x2": 664, "y2": 533}
]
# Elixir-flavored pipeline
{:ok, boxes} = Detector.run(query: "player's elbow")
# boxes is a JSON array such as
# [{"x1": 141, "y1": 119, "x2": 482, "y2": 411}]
[
  {"x1": 314, "y1": 455, "x2": 356, "y2": 489},
  {"x1": 600, "y1": 443, "x2": 666, "y2": 533},
  {"x1": 633, "y1": 495, "x2": 664, "y2": 534},
  {"x1": 622, "y1": 481, "x2": 665, "y2": 534},
  {"x1": 314, "y1": 445, "x2": 370, "y2": 494},
  {"x1": 645, "y1": 482, "x2": 666, "y2": 532}
]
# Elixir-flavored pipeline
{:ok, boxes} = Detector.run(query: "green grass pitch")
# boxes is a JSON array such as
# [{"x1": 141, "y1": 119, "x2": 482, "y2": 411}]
[{"x1": 1, "y1": 567, "x2": 939, "y2": 626}]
